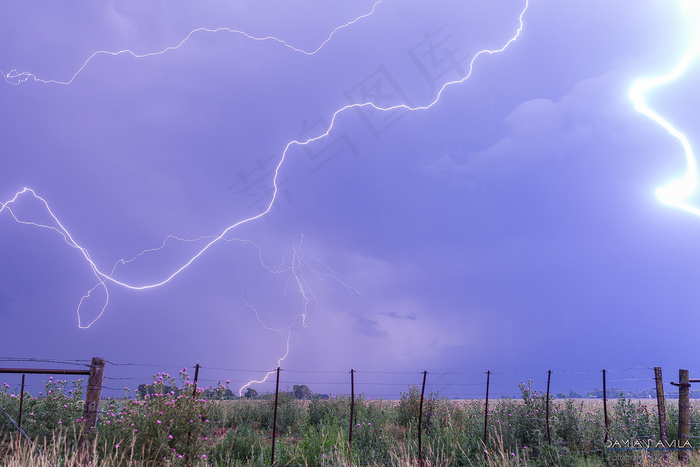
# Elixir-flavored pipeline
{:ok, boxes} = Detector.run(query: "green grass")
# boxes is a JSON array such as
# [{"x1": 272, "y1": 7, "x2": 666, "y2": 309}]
[{"x1": 2, "y1": 375, "x2": 700, "y2": 466}]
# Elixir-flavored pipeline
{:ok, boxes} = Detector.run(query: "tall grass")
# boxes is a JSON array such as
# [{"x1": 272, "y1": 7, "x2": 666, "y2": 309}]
[{"x1": 2, "y1": 374, "x2": 700, "y2": 466}]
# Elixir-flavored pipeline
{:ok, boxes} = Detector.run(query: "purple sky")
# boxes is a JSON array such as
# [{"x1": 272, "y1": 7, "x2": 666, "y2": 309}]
[{"x1": 2, "y1": 0, "x2": 700, "y2": 397}]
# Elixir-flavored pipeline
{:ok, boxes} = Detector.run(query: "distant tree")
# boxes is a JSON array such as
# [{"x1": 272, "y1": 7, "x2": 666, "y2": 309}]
[
  {"x1": 568, "y1": 390, "x2": 582, "y2": 398},
  {"x1": 293, "y1": 385, "x2": 313, "y2": 400},
  {"x1": 244, "y1": 388, "x2": 258, "y2": 399},
  {"x1": 138, "y1": 383, "x2": 178, "y2": 398}
]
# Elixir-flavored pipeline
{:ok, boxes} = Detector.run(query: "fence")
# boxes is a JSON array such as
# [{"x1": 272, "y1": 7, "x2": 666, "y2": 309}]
[{"x1": 1, "y1": 358, "x2": 700, "y2": 465}]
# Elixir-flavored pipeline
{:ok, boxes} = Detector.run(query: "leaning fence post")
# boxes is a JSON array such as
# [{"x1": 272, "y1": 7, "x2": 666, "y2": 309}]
[
  {"x1": 483, "y1": 370, "x2": 490, "y2": 458},
  {"x1": 654, "y1": 366, "x2": 669, "y2": 462},
  {"x1": 78, "y1": 357, "x2": 105, "y2": 462},
  {"x1": 191, "y1": 363, "x2": 200, "y2": 399},
  {"x1": 270, "y1": 367, "x2": 281, "y2": 467},
  {"x1": 418, "y1": 371, "x2": 427, "y2": 466},
  {"x1": 348, "y1": 369, "x2": 354, "y2": 463},
  {"x1": 678, "y1": 369, "x2": 690, "y2": 463},
  {"x1": 546, "y1": 370, "x2": 551, "y2": 446},
  {"x1": 602, "y1": 369, "x2": 609, "y2": 444}
]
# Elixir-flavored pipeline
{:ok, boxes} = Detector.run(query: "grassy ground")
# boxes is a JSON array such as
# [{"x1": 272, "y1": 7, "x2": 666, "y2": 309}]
[{"x1": 2, "y1": 376, "x2": 699, "y2": 466}]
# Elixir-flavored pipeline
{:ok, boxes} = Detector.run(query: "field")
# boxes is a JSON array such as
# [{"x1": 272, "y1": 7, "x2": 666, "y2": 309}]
[{"x1": 2, "y1": 374, "x2": 700, "y2": 466}]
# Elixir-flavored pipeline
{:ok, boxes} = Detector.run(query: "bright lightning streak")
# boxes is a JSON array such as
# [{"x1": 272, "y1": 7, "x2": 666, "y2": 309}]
[
  {"x1": 1, "y1": 0, "x2": 531, "y2": 321},
  {"x1": 1, "y1": 1, "x2": 384, "y2": 86},
  {"x1": 1, "y1": 188, "x2": 110, "y2": 328},
  {"x1": 2, "y1": 0, "x2": 531, "y2": 398},
  {"x1": 239, "y1": 235, "x2": 333, "y2": 331},
  {"x1": 237, "y1": 330, "x2": 291, "y2": 397},
  {"x1": 630, "y1": 0, "x2": 700, "y2": 214},
  {"x1": 3, "y1": 0, "x2": 530, "y2": 393}
]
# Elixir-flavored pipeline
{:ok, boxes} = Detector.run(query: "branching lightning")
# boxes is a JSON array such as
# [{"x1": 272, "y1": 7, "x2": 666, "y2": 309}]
[
  {"x1": 239, "y1": 234, "x2": 341, "y2": 331},
  {"x1": 1, "y1": 1, "x2": 384, "y2": 86},
  {"x1": 1, "y1": 0, "x2": 530, "y2": 311},
  {"x1": 630, "y1": 0, "x2": 700, "y2": 214},
  {"x1": 2, "y1": 1, "x2": 531, "y2": 390}
]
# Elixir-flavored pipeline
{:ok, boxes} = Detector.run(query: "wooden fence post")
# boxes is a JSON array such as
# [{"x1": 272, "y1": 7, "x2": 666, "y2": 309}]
[
  {"x1": 654, "y1": 366, "x2": 669, "y2": 462},
  {"x1": 483, "y1": 370, "x2": 490, "y2": 458},
  {"x1": 83, "y1": 358, "x2": 105, "y2": 430},
  {"x1": 78, "y1": 357, "x2": 105, "y2": 462},
  {"x1": 418, "y1": 371, "x2": 427, "y2": 466},
  {"x1": 348, "y1": 369, "x2": 354, "y2": 463},
  {"x1": 270, "y1": 367, "x2": 280, "y2": 467},
  {"x1": 678, "y1": 369, "x2": 690, "y2": 463}
]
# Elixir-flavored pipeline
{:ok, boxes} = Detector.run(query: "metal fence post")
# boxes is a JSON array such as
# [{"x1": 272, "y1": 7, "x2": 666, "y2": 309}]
[
  {"x1": 483, "y1": 370, "x2": 490, "y2": 458},
  {"x1": 546, "y1": 370, "x2": 551, "y2": 445},
  {"x1": 191, "y1": 363, "x2": 200, "y2": 399},
  {"x1": 270, "y1": 367, "x2": 281, "y2": 467},
  {"x1": 418, "y1": 370, "x2": 427, "y2": 466},
  {"x1": 348, "y1": 369, "x2": 354, "y2": 462},
  {"x1": 603, "y1": 369, "x2": 609, "y2": 444},
  {"x1": 16, "y1": 374, "x2": 25, "y2": 443}
]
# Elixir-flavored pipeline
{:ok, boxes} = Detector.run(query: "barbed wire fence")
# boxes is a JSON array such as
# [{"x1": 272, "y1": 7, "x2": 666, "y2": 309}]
[{"x1": 1, "y1": 358, "x2": 700, "y2": 464}]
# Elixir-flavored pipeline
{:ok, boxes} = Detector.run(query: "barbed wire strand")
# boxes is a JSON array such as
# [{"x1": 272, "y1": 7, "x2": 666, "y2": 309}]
[{"x1": 0, "y1": 401, "x2": 54, "y2": 467}]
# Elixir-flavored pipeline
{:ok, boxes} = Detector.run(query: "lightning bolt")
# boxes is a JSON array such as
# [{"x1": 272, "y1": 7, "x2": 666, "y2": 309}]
[
  {"x1": 1, "y1": 0, "x2": 384, "y2": 86},
  {"x1": 2, "y1": 1, "x2": 531, "y2": 388},
  {"x1": 237, "y1": 330, "x2": 290, "y2": 397},
  {"x1": 2, "y1": 0, "x2": 530, "y2": 314},
  {"x1": 239, "y1": 234, "x2": 342, "y2": 332},
  {"x1": 630, "y1": 0, "x2": 700, "y2": 214}
]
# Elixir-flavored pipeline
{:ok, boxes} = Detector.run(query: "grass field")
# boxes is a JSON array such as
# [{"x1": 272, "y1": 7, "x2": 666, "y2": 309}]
[{"x1": 2, "y1": 374, "x2": 700, "y2": 466}]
